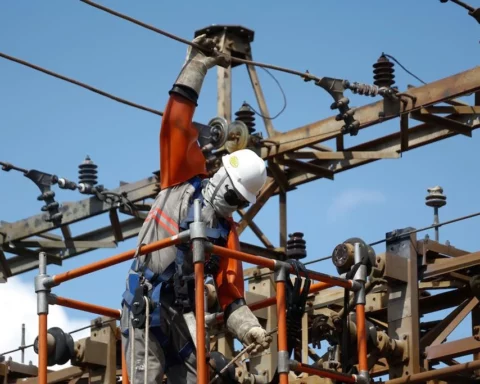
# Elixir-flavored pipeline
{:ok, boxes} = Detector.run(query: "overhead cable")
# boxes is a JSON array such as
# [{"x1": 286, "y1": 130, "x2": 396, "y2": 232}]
[
  {"x1": 0, "y1": 52, "x2": 164, "y2": 117},
  {"x1": 79, "y1": 0, "x2": 323, "y2": 83}
]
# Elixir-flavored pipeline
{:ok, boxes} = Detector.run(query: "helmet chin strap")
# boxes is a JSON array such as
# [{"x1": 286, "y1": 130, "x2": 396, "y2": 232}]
[{"x1": 202, "y1": 167, "x2": 239, "y2": 219}]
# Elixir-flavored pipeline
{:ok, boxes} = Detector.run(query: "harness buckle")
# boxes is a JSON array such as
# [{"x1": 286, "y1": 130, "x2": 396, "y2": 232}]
[{"x1": 131, "y1": 283, "x2": 152, "y2": 329}]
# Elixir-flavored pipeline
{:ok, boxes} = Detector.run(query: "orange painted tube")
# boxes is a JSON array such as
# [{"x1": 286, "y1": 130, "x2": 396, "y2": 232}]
[
  {"x1": 121, "y1": 339, "x2": 129, "y2": 384},
  {"x1": 276, "y1": 281, "x2": 289, "y2": 384},
  {"x1": 52, "y1": 234, "x2": 183, "y2": 285},
  {"x1": 53, "y1": 295, "x2": 121, "y2": 319},
  {"x1": 356, "y1": 303, "x2": 368, "y2": 373},
  {"x1": 195, "y1": 262, "x2": 208, "y2": 384},
  {"x1": 209, "y1": 245, "x2": 353, "y2": 289},
  {"x1": 291, "y1": 361, "x2": 356, "y2": 383},
  {"x1": 216, "y1": 281, "x2": 333, "y2": 323},
  {"x1": 38, "y1": 313, "x2": 48, "y2": 384}
]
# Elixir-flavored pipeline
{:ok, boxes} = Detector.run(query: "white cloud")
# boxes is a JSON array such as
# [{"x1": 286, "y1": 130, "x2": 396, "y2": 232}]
[
  {"x1": 0, "y1": 277, "x2": 92, "y2": 370},
  {"x1": 327, "y1": 188, "x2": 386, "y2": 221}
]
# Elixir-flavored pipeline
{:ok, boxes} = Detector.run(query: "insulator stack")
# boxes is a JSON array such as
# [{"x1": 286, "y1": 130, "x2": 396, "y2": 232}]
[
  {"x1": 425, "y1": 186, "x2": 447, "y2": 208},
  {"x1": 373, "y1": 54, "x2": 395, "y2": 88},
  {"x1": 78, "y1": 155, "x2": 98, "y2": 187},
  {"x1": 235, "y1": 102, "x2": 256, "y2": 134},
  {"x1": 286, "y1": 232, "x2": 307, "y2": 260}
]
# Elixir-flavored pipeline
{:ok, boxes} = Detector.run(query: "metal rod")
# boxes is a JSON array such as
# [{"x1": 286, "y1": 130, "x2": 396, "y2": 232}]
[
  {"x1": 434, "y1": 206, "x2": 439, "y2": 242},
  {"x1": 356, "y1": 304, "x2": 368, "y2": 373},
  {"x1": 192, "y1": 200, "x2": 208, "y2": 384},
  {"x1": 21, "y1": 323, "x2": 25, "y2": 363},
  {"x1": 209, "y1": 244, "x2": 353, "y2": 288},
  {"x1": 385, "y1": 358, "x2": 480, "y2": 384},
  {"x1": 276, "y1": 280, "x2": 289, "y2": 384},
  {"x1": 290, "y1": 361, "x2": 356, "y2": 383},
  {"x1": 37, "y1": 252, "x2": 48, "y2": 384},
  {"x1": 52, "y1": 233, "x2": 186, "y2": 286},
  {"x1": 121, "y1": 339, "x2": 129, "y2": 383},
  {"x1": 50, "y1": 295, "x2": 121, "y2": 319}
]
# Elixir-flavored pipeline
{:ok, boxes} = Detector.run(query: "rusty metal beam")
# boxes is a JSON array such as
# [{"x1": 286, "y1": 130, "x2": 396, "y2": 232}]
[
  {"x1": 245, "y1": 52, "x2": 277, "y2": 137},
  {"x1": 237, "y1": 209, "x2": 275, "y2": 249},
  {"x1": 400, "y1": 113, "x2": 409, "y2": 151},
  {"x1": 420, "y1": 297, "x2": 479, "y2": 349},
  {"x1": 0, "y1": 175, "x2": 158, "y2": 243},
  {"x1": 276, "y1": 158, "x2": 334, "y2": 180},
  {"x1": 284, "y1": 151, "x2": 400, "y2": 160},
  {"x1": 423, "y1": 105, "x2": 480, "y2": 114},
  {"x1": 260, "y1": 65, "x2": 480, "y2": 158},
  {"x1": 423, "y1": 251, "x2": 480, "y2": 279},
  {"x1": 410, "y1": 110, "x2": 472, "y2": 136},
  {"x1": 237, "y1": 178, "x2": 277, "y2": 234},
  {"x1": 284, "y1": 113, "x2": 479, "y2": 189},
  {"x1": 426, "y1": 336, "x2": 480, "y2": 361}
]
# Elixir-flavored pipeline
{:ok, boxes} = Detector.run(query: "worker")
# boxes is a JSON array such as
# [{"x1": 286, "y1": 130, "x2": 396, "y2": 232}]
[{"x1": 120, "y1": 34, "x2": 273, "y2": 383}]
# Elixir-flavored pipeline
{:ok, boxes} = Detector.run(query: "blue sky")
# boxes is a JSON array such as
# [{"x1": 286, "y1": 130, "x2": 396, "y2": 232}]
[{"x1": 1, "y1": 0, "x2": 479, "y2": 372}]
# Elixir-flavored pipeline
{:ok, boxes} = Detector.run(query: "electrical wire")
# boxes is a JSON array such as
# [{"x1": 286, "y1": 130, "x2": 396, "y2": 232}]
[
  {"x1": 0, "y1": 318, "x2": 115, "y2": 358},
  {"x1": 0, "y1": 52, "x2": 164, "y2": 117},
  {"x1": 382, "y1": 53, "x2": 427, "y2": 85},
  {"x1": 244, "y1": 209, "x2": 480, "y2": 282},
  {"x1": 245, "y1": 67, "x2": 288, "y2": 121},
  {"x1": 79, "y1": 0, "x2": 322, "y2": 83}
]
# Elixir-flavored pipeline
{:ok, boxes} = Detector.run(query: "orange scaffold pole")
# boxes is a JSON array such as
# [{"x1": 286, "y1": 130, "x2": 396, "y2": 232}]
[
  {"x1": 35, "y1": 252, "x2": 49, "y2": 384},
  {"x1": 191, "y1": 199, "x2": 209, "y2": 384},
  {"x1": 275, "y1": 266, "x2": 289, "y2": 384},
  {"x1": 49, "y1": 295, "x2": 121, "y2": 319},
  {"x1": 44, "y1": 232, "x2": 188, "y2": 288}
]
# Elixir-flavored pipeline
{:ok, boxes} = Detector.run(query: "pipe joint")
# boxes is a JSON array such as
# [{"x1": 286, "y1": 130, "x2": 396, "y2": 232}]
[
  {"x1": 189, "y1": 221, "x2": 207, "y2": 241},
  {"x1": 274, "y1": 261, "x2": 289, "y2": 282},
  {"x1": 277, "y1": 350, "x2": 290, "y2": 374},
  {"x1": 354, "y1": 370, "x2": 370, "y2": 384}
]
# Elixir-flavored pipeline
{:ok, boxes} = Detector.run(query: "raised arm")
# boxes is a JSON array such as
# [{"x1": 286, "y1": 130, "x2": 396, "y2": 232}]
[{"x1": 159, "y1": 35, "x2": 229, "y2": 190}]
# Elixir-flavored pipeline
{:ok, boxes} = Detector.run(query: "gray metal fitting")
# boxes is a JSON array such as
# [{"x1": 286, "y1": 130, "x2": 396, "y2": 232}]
[
  {"x1": 350, "y1": 280, "x2": 363, "y2": 292},
  {"x1": 189, "y1": 221, "x2": 207, "y2": 240},
  {"x1": 289, "y1": 359, "x2": 300, "y2": 371},
  {"x1": 273, "y1": 261, "x2": 290, "y2": 282},
  {"x1": 354, "y1": 285, "x2": 366, "y2": 306},
  {"x1": 277, "y1": 350, "x2": 290, "y2": 374},
  {"x1": 353, "y1": 243, "x2": 367, "y2": 283},
  {"x1": 36, "y1": 252, "x2": 51, "y2": 315},
  {"x1": 47, "y1": 293, "x2": 57, "y2": 305},
  {"x1": 177, "y1": 229, "x2": 191, "y2": 243},
  {"x1": 355, "y1": 370, "x2": 370, "y2": 384}
]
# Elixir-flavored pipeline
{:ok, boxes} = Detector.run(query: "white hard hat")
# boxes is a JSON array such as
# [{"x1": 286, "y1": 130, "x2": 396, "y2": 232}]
[{"x1": 222, "y1": 149, "x2": 267, "y2": 204}]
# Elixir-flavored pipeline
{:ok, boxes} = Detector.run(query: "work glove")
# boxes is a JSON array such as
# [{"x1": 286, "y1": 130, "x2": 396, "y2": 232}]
[
  {"x1": 175, "y1": 34, "x2": 230, "y2": 97},
  {"x1": 226, "y1": 305, "x2": 273, "y2": 355}
]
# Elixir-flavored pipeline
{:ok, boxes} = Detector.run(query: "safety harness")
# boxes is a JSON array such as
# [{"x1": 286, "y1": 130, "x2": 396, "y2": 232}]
[{"x1": 121, "y1": 176, "x2": 230, "y2": 369}]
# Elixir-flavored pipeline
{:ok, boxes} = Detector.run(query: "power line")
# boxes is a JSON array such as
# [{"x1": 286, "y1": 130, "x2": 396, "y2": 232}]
[
  {"x1": 244, "y1": 209, "x2": 480, "y2": 281},
  {"x1": 0, "y1": 52, "x2": 164, "y2": 117},
  {"x1": 79, "y1": 0, "x2": 323, "y2": 83}
]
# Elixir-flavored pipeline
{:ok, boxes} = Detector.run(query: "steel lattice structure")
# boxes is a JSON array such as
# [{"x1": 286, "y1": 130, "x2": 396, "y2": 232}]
[{"x1": 1, "y1": 1, "x2": 480, "y2": 382}]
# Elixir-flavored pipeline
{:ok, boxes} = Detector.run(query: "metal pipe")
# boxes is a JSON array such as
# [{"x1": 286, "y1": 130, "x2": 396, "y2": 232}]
[
  {"x1": 356, "y1": 304, "x2": 368, "y2": 374},
  {"x1": 50, "y1": 294, "x2": 121, "y2": 319},
  {"x1": 209, "y1": 244, "x2": 353, "y2": 288},
  {"x1": 51, "y1": 233, "x2": 186, "y2": 286},
  {"x1": 215, "y1": 281, "x2": 332, "y2": 323},
  {"x1": 36, "y1": 252, "x2": 48, "y2": 384},
  {"x1": 121, "y1": 339, "x2": 129, "y2": 383},
  {"x1": 192, "y1": 200, "x2": 208, "y2": 384},
  {"x1": 21, "y1": 323, "x2": 25, "y2": 363},
  {"x1": 195, "y1": 263, "x2": 207, "y2": 383},
  {"x1": 289, "y1": 360, "x2": 356, "y2": 383},
  {"x1": 276, "y1": 280, "x2": 289, "y2": 384},
  {"x1": 385, "y1": 359, "x2": 480, "y2": 384},
  {"x1": 434, "y1": 206, "x2": 439, "y2": 242}
]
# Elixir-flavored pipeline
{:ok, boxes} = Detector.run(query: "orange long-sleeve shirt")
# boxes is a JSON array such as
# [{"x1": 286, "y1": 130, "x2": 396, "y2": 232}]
[{"x1": 159, "y1": 93, "x2": 245, "y2": 311}]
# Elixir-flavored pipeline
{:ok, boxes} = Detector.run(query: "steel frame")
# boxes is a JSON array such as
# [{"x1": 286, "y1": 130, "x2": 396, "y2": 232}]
[{"x1": 1, "y1": 19, "x2": 480, "y2": 384}]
